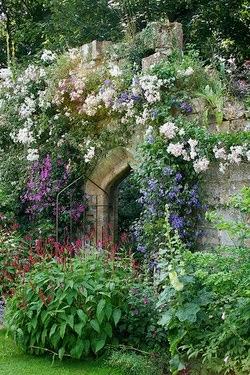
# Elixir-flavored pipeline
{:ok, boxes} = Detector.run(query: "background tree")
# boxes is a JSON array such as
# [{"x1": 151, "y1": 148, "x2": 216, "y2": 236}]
[
  {"x1": 0, "y1": 0, "x2": 249, "y2": 66},
  {"x1": 0, "y1": 0, "x2": 50, "y2": 65}
]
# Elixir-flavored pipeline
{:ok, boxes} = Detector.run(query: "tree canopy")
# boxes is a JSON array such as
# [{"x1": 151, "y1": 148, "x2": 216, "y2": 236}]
[{"x1": 0, "y1": 0, "x2": 249, "y2": 66}]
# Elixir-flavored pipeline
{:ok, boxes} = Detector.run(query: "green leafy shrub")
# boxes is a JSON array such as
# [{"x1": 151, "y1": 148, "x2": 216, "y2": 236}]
[
  {"x1": 118, "y1": 280, "x2": 166, "y2": 349},
  {"x1": 157, "y1": 207, "x2": 250, "y2": 374},
  {"x1": 6, "y1": 252, "x2": 133, "y2": 359},
  {"x1": 107, "y1": 350, "x2": 163, "y2": 375}
]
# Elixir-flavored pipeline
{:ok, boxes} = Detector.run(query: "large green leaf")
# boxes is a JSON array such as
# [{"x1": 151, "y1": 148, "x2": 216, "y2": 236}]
[
  {"x1": 90, "y1": 319, "x2": 100, "y2": 333},
  {"x1": 49, "y1": 323, "x2": 57, "y2": 338},
  {"x1": 176, "y1": 303, "x2": 200, "y2": 323},
  {"x1": 66, "y1": 314, "x2": 74, "y2": 329},
  {"x1": 113, "y1": 308, "x2": 121, "y2": 326},
  {"x1": 91, "y1": 338, "x2": 106, "y2": 353},
  {"x1": 74, "y1": 322, "x2": 84, "y2": 336},
  {"x1": 158, "y1": 308, "x2": 175, "y2": 327},
  {"x1": 58, "y1": 347, "x2": 65, "y2": 360},
  {"x1": 104, "y1": 322, "x2": 113, "y2": 338},
  {"x1": 59, "y1": 323, "x2": 66, "y2": 339},
  {"x1": 97, "y1": 299, "x2": 106, "y2": 323},
  {"x1": 77, "y1": 309, "x2": 87, "y2": 323},
  {"x1": 105, "y1": 303, "x2": 112, "y2": 320},
  {"x1": 70, "y1": 339, "x2": 84, "y2": 359}
]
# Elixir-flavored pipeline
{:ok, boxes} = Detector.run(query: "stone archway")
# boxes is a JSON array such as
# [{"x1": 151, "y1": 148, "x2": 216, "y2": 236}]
[{"x1": 85, "y1": 147, "x2": 135, "y2": 244}]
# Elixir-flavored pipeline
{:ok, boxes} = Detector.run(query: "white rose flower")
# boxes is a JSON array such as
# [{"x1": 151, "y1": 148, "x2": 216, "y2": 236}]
[
  {"x1": 27, "y1": 148, "x2": 39, "y2": 162},
  {"x1": 193, "y1": 157, "x2": 210, "y2": 173},
  {"x1": 109, "y1": 64, "x2": 122, "y2": 77},
  {"x1": 159, "y1": 122, "x2": 177, "y2": 140},
  {"x1": 41, "y1": 49, "x2": 57, "y2": 63},
  {"x1": 184, "y1": 67, "x2": 194, "y2": 76},
  {"x1": 213, "y1": 145, "x2": 227, "y2": 160},
  {"x1": 167, "y1": 142, "x2": 185, "y2": 157},
  {"x1": 84, "y1": 146, "x2": 95, "y2": 163}
]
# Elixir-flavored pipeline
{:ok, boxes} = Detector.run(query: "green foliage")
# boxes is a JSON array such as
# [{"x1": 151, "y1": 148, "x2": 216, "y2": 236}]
[
  {"x1": 1, "y1": 0, "x2": 249, "y2": 66},
  {"x1": 157, "y1": 196, "x2": 250, "y2": 374},
  {"x1": 118, "y1": 279, "x2": 166, "y2": 349},
  {"x1": 107, "y1": 350, "x2": 163, "y2": 375},
  {"x1": 5, "y1": 253, "x2": 133, "y2": 359},
  {"x1": 158, "y1": 246, "x2": 250, "y2": 374},
  {"x1": 197, "y1": 81, "x2": 225, "y2": 125}
]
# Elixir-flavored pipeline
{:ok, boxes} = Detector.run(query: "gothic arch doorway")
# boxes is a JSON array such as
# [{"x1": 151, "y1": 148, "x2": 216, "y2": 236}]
[{"x1": 85, "y1": 147, "x2": 135, "y2": 245}]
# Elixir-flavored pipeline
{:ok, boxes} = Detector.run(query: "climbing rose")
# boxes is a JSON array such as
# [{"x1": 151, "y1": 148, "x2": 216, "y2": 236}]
[
  {"x1": 27, "y1": 148, "x2": 39, "y2": 162},
  {"x1": 184, "y1": 67, "x2": 194, "y2": 76},
  {"x1": 84, "y1": 146, "x2": 95, "y2": 163},
  {"x1": 193, "y1": 157, "x2": 210, "y2": 173},
  {"x1": 167, "y1": 142, "x2": 185, "y2": 157},
  {"x1": 159, "y1": 122, "x2": 177, "y2": 139}
]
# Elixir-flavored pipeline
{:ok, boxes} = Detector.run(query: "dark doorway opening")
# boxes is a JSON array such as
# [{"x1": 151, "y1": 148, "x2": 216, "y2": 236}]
[{"x1": 117, "y1": 173, "x2": 142, "y2": 238}]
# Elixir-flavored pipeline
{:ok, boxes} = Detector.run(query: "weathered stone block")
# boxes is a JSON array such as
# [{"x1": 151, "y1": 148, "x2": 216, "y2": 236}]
[
  {"x1": 81, "y1": 40, "x2": 112, "y2": 61},
  {"x1": 190, "y1": 98, "x2": 206, "y2": 114},
  {"x1": 208, "y1": 121, "x2": 230, "y2": 134},
  {"x1": 139, "y1": 20, "x2": 183, "y2": 52},
  {"x1": 142, "y1": 51, "x2": 169, "y2": 70},
  {"x1": 229, "y1": 163, "x2": 250, "y2": 182},
  {"x1": 198, "y1": 227, "x2": 220, "y2": 247},
  {"x1": 92, "y1": 40, "x2": 111, "y2": 60},
  {"x1": 155, "y1": 21, "x2": 183, "y2": 51},
  {"x1": 229, "y1": 119, "x2": 247, "y2": 132},
  {"x1": 223, "y1": 101, "x2": 245, "y2": 120}
]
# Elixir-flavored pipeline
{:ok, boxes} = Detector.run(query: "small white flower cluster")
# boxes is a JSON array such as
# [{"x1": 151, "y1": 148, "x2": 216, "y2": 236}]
[
  {"x1": 84, "y1": 146, "x2": 95, "y2": 163},
  {"x1": 17, "y1": 65, "x2": 46, "y2": 89},
  {"x1": 177, "y1": 66, "x2": 194, "y2": 77},
  {"x1": 158, "y1": 120, "x2": 210, "y2": 173},
  {"x1": 27, "y1": 148, "x2": 39, "y2": 162},
  {"x1": 166, "y1": 139, "x2": 210, "y2": 173},
  {"x1": 0, "y1": 68, "x2": 12, "y2": 80},
  {"x1": 81, "y1": 94, "x2": 101, "y2": 116},
  {"x1": 109, "y1": 64, "x2": 122, "y2": 77},
  {"x1": 16, "y1": 127, "x2": 34, "y2": 144},
  {"x1": 99, "y1": 86, "x2": 116, "y2": 108},
  {"x1": 81, "y1": 84, "x2": 117, "y2": 117},
  {"x1": 159, "y1": 122, "x2": 178, "y2": 139},
  {"x1": 193, "y1": 157, "x2": 210, "y2": 173},
  {"x1": 38, "y1": 90, "x2": 51, "y2": 110},
  {"x1": 19, "y1": 96, "x2": 36, "y2": 119},
  {"x1": 54, "y1": 72, "x2": 86, "y2": 106},
  {"x1": 0, "y1": 68, "x2": 13, "y2": 90},
  {"x1": 167, "y1": 142, "x2": 184, "y2": 157},
  {"x1": 41, "y1": 49, "x2": 57, "y2": 63},
  {"x1": 213, "y1": 144, "x2": 250, "y2": 173},
  {"x1": 0, "y1": 63, "x2": 51, "y2": 162},
  {"x1": 135, "y1": 106, "x2": 150, "y2": 126},
  {"x1": 136, "y1": 75, "x2": 163, "y2": 103}
]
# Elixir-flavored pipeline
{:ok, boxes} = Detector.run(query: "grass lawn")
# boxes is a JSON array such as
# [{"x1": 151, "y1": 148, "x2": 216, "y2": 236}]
[{"x1": 0, "y1": 329, "x2": 121, "y2": 375}]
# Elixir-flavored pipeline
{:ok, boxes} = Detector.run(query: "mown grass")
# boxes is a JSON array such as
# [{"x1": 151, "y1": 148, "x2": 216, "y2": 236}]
[{"x1": 0, "y1": 329, "x2": 121, "y2": 375}]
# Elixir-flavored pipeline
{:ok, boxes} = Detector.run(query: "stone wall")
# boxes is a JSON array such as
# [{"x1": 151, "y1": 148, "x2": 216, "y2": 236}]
[{"x1": 80, "y1": 20, "x2": 249, "y2": 247}]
